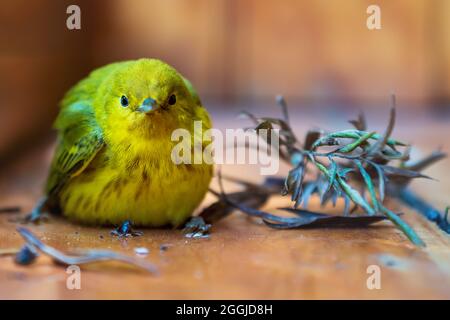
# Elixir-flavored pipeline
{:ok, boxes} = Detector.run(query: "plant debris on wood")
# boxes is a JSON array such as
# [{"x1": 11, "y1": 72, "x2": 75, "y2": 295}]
[
  {"x1": 198, "y1": 95, "x2": 449, "y2": 247},
  {"x1": 159, "y1": 244, "x2": 172, "y2": 251},
  {"x1": 15, "y1": 227, "x2": 157, "y2": 274},
  {"x1": 263, "y1": 208, "x2": 389, "y2": 229},
  {"x1": 15, "y1": 244, "x2": 39, "y2": 265},
  {"x1": 0, "y1": 248, "x2": 21, "y2": 255},
  {"x1": 134, "y1": 247, "x2": 149, "y2": 256},
  {"x1": 0, "y1": 206, "x2": 21, "y2": 214}
]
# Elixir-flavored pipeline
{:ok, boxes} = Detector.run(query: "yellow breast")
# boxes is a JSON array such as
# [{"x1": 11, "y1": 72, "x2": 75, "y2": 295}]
[{"x1": 59, "y1": 134, "x2": 212, "y2": 227}]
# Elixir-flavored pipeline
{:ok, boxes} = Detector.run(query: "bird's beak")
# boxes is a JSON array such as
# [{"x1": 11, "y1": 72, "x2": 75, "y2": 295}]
[{"x1": 136, "y1": 97, "x2": 159, "y2": 114}]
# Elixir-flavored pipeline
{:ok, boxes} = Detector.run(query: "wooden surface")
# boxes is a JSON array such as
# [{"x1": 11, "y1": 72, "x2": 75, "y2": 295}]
[{"x1": 0, "y1": 109, "x2": 449, "y2": 299}]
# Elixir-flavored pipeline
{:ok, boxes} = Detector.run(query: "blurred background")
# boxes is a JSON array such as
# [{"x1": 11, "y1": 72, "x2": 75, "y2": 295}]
[{"x1": 0, "y1": 0, "x2": 449, "y2": 162}]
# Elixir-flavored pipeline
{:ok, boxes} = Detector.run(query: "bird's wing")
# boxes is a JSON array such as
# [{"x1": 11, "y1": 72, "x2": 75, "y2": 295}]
[{"x1": 45, "y1": 101, "x2": 104, "y2": 197}]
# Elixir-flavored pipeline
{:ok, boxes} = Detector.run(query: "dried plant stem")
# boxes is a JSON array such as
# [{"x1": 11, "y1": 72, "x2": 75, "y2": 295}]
[
  {"x1": 17, "y1": 227, "x2": 158, "y2": 273},
  {"x1": 396, "y1": 188, "x2": 449, "y2": 233},
  {"x1": 202, "y1": 95, "x2": 447, "y2": 247},
  {"x1": 0, "y1": 248, "x2": 20, "y2": 255},
  {"x1": 379, "y1": 205, "x2": 425, "y2": 247},
  {"x1": 0, "y1": 206, "x2": 21, "y2": 214}
]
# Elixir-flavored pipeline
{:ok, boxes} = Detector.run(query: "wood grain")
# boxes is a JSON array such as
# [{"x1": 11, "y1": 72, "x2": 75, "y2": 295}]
[{"x1": 0, "y1": 110, "x2": 449, "y2": 299}]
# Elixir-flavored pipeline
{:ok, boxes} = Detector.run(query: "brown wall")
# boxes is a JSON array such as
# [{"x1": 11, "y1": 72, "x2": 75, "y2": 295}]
[
  {"x1": 91, "y1": 0, "x2": 450, "y2": 105},
  {"x1": 0, "y1": 0, "x2": 449, "y2": 158},
  {"x1": 0, "y1": 0, "x2": 95, "y2": 157}
]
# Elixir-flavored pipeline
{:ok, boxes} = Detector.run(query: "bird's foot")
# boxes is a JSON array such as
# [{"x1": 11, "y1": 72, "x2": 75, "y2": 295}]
[
  {"x1": 110, "y1": 220, "x2": 143, "y2": 238},
  {"x1": 183, "y1": 216, "x2": 211, "y2": 239},
  {"x1": 23, "y1": 197, "x2": 49, "y2": 224}
]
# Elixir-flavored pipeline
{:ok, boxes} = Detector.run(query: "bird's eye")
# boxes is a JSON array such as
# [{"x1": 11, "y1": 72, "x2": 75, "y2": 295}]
[
  {"x1": 168, "y1": 94, "x2": 176, "y2": 105},
  {"x1": 120, "y1": 95, "x2": 129, "y2": 107}
]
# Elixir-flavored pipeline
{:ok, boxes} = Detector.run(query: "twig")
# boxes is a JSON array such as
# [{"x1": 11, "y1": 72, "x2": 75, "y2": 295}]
[
  {"x1": 395, "y1": 188, "x2": 449, "y2": 234},
  {"x1": 17, "y1": 227, "x2": 158, "y2": 274},
  {"x1": 0, "y1": 206, "x2": 21, "y2": 214},
  {"x1": 379, "y1": 205, "x2": 425, "y2": 247}
]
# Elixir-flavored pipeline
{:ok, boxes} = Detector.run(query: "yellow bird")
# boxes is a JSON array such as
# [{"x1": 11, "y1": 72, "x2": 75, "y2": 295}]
[{"x1": 33, "y1": 58, "x2": 212, "y2": 227}]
